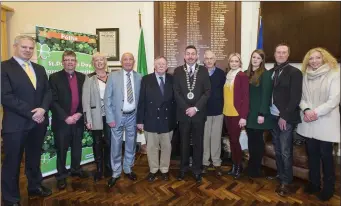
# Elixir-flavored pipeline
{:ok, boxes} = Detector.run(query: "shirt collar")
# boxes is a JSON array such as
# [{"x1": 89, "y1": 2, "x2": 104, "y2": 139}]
[
  {"x1": 155, "y1": 72, "x2": 165, "y2": 79},
  {"x1": 13, "y1": 56, "x2": 32, "y2": 68},
  {"x1": 123, "y1": 69, "x2": 133, "y2": 76},
  {"x1": 208, "y1": 67, "x2": 216, "y2": 76}
]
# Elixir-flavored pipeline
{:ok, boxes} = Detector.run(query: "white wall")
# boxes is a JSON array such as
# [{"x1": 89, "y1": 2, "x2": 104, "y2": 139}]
[
  {"x1": 4, "y1": 1, "x2": 299, "y2": 72},
  {"x1": 4, "y1": 2, "x2": 155, "y2": 73}
]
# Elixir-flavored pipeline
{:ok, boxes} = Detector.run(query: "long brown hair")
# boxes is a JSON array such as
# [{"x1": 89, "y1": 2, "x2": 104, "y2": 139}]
[{"x1": 246, "y1": 49, "x2": 266, "y2": 86}]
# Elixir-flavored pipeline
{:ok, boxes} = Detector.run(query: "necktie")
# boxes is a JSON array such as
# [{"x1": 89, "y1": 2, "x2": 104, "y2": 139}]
[
  {"x1": 159, "y1": 76, "x2": 165, "y2": 96},
  {"x1": 126, "y1": 72, "x2": 134, "y2": 103},
  {"x1": 23, "y1": 62, "x2": 36, "y2": 89},
  {"x1": 189, "y1": 66, "x2": 193, "y2": 77}
]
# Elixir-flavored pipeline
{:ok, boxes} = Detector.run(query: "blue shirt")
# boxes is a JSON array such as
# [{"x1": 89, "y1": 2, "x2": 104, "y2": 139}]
[
  {"x1": 155, "y1": 72, "x2": 166, "y2": 86},
  {"x1": 208, "y1": 67, "x2": 216, "y2": 76},
  {"x1": 13, "y1": 56, "x2": 37, "y2": 81}
]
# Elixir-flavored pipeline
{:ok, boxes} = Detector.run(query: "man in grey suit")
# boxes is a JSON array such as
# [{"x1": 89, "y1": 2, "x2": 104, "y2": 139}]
[{"x1": 104, "y1": 52, "x2": 142, "y2": 188}]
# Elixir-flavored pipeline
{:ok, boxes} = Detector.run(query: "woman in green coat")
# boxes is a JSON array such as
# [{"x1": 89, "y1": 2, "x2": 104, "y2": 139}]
[{"x1": 245, "y1": 49, "x2": 275, "y2": 178}]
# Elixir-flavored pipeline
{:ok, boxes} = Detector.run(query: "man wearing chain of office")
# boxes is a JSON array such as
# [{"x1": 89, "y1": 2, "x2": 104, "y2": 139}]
[{"x1": 173, "y1": 45, "x2": 211, "y2": 183}]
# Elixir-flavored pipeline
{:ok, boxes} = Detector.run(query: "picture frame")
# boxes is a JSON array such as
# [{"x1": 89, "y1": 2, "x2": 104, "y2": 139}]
[
  {"x1": 108, "y1": 65, "x2": 122, "y2": 72},
  {"x1": 96, "y1": 28, "x2": 120, "y2": 61}
]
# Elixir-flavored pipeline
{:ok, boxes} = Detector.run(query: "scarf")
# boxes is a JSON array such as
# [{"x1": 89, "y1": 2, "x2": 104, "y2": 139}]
[{"x1": 225, "y1": 68, "x2": 241, "y2": 87}]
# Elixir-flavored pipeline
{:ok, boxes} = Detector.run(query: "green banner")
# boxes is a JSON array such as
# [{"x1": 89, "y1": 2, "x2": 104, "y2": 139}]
[{"x1": 36, "y1": 26, "x2": 97, "y2": 177}]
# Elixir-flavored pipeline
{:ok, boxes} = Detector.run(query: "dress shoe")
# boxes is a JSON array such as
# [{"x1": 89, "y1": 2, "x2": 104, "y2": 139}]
[
  {"x1": 161, "y1": 172, "x2": 169, "y2": 181},
  {"x1": 202, "y1": 165, "x2": 209, "y2": 174},
  {"x1": 3, "y1": 201, "x2": 21, "y2": 206},
  {"x1": 233, "y1": 164, "x2": 243, "y2": 179},
  {"x1": 227, "y1": 164, "x2": 236, "y2": 176},
  {"x1": 71, "y1": 170, "x2": 89, "y2": 179},
  {"x1": 276, "y1": 183, "x2": 291, "y2": 197},
  {"x1": 28, "y1": 185, "x2": 52, "y2": 197},
  {"x1": 194, "y1": 174, "x2": 202, "y2": 183},
  {"x1": 107, "y1": 176, "x2": 120, "y2": 188},
  {"x1": 57, "y1": 179, "x2": 67, "y2": 190},
  {"x1": 177, "y1": 171, "x2": 185, "y2": 180},
  {"x1": 124, "y1": 172, "x2": 137, "y2": 181},
  {"x1": 317, "y1": 189, "x2": 334, "y2": 201},
  {"x1": 147, "y1": 172, "x2": 157, "y2": 182},
  {"x1": 304, "y1": 183, "x2": 320, "y2": 194},
  {"x1": 93, "y1": 172, "x2": 103, "y2": 182},
  {"x1": 266, "y1": 174, "x2": 280, "y2": 181},
  {"x1": 214, "y1": 166, "x2": 223, "y2": 177}
]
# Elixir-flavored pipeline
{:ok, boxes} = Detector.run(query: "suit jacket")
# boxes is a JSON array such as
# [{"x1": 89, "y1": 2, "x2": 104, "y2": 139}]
[
  {"x1": 173, "y1": 64, "x2": 211, "y2": 122},
  {"x1": 49, "y1": 70, "x2": 85, "y2": 131},
  {"x1": 271, "y1": 64, "x2": 303, "y2": 124},
  {"x1": 233, "y1": 72, "x2": 250, "y2": 119},
  {"x1": 137, "y1": 73, "x2": 176, "y2": 133},
  {"x1": 82, "y1": 72, "x2": 108, "y2": 130},
  {"x1": 104, "y1": 69, "x2": 142, "y2": 124},
  {"x1": 1, "y1": 57, "x2": 52, "y2": 133}
]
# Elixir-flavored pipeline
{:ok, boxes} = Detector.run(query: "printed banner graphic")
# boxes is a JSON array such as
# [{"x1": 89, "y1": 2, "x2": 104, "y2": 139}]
[{"x1": 36, "y1": 26, "x2": 96, "y2": 177}]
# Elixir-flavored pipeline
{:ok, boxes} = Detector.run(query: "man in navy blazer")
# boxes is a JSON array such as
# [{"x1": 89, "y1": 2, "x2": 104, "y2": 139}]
[{"x1": 1, "y1": 35, "x2": 52, "y2": 206}]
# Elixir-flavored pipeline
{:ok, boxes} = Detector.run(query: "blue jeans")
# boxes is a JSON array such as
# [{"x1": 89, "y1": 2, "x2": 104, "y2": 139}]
[
  {"x1": 110, "y1": 112, "x2": 137, "y2": 178},
  {"x1": 271, "y1": 115, "x2": 294, "y2": 184}
]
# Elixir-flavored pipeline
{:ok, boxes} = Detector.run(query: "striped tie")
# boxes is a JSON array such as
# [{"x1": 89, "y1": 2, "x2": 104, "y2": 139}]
[
  {"x1": 126, "y1": 72, "x2": 134, "y2": 103},
  {"x1": 23, "y1": 62, "x2": 36, "y2": 89}
]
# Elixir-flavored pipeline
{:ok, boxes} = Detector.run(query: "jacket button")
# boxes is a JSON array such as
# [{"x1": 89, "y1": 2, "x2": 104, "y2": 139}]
[
  {"x1": 157, "y1": 108, "x2": 160, "y2": 110},
  {"x1": 121, "y1": 109, "x2": 123, "y2": 111},
  {"x1": 166, "y1": 108, "x2": 168, "y2": 111},
  {"x1": 157, "y1": 117, "x2": 159, "y2": 119},
  {"x1": 165, "y1": 117, "x2": 167, "y2": 119}
]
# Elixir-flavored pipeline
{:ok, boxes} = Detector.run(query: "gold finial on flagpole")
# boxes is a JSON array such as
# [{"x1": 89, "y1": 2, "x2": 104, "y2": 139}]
[{"x1": 139, "y1": 9, "x2": 142, "y2": 29}]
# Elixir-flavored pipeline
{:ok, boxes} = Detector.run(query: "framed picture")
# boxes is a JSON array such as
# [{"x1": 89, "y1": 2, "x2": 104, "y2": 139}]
[
  {"x1": 96, "y1": 28, "x2": 120, "y2": 61},
  {"x1": 108, "y1": 65, "x2": 122, "y2": 72}
]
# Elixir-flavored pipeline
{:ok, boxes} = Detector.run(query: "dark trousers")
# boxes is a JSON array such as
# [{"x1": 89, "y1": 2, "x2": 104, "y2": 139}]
[
  {"x1": 271, "y1": 115, "x2": 294, "y2": 184},
  {"x1": 306, "y1": 138, "x2": 335, "y2": 191},
  {"x1": 246, "y1": 128, "x2": 264, "y2": 176},
  {"x1": 179, "y1": 119, "x2": 205, "y2": 175},
  {"x1": 54, "y1": 123, "x2": 84, "y2": 180},
  {"x1": 1, "y1": 124, "x2": 46, "y2": 203},
  {"x1": 225, "y1": 116, "x2": 243, "y2": 165},
  {"x1": 92, "y1": 116, "x2": 112, "y2": 176}
]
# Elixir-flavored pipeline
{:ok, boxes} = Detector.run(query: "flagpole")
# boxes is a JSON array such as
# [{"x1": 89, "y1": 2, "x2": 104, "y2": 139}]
[
  {"x1": 139, "y1": 9, "x2": 142, "y2": 29},
  {"x1": 256, "y1": 6, "x2": 261, "y2": 49}
]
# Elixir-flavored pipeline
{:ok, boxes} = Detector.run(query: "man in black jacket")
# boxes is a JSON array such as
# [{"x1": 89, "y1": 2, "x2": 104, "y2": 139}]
[
  {"x1": 49, "y1": 50, "x2": 88, "y2": 190},
  {"x1": 1, "y1": 35, "x2": 52, "y2": 206},
  {"x1": 268, "y1": 43, "x2": 303, "y2": 197},
  {"x1": 137, "y1": 56, "x2": 176, "y2": 182},
  {"x1": 173, "y1": 45, "x2": 211, "y2": 183}
]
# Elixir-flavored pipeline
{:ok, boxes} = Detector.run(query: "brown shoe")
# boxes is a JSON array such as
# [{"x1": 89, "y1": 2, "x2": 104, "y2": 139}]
[
  {"x1": 214, "y1": 166, "x2": 223, "y2": 176},
  {"x1": 277, "y1": 184, "x2": 290, "y2": 197}
]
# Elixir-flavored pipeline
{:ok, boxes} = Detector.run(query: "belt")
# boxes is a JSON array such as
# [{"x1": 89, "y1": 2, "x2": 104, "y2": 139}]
[{"x1": 122, "y1": 109, "x2": 135, "y2": 115}]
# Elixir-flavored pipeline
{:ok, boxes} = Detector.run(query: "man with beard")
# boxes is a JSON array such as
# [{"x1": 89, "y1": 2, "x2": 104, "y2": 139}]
[{"x1": 173, "y1": 45, "x2": 211, "y2": 183}]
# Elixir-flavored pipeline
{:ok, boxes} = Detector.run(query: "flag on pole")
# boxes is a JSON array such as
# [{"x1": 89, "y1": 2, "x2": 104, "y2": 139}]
[
  {"x1": 137, "y1": 10, "x2": 147, "y2": 76},
  {"x1": 256, "y1": 15, "x2": 263, "y2": 49}
]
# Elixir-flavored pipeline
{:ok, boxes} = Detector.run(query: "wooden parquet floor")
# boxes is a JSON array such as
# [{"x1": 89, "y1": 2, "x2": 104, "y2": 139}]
[{"x1": 15, "y1": 154, "x2": 341, "y2": 206}]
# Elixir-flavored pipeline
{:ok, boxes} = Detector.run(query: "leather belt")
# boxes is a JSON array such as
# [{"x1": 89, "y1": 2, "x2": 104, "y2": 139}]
[{"x1": 122, "y1": 109, "x2": 135, "y2": 115}]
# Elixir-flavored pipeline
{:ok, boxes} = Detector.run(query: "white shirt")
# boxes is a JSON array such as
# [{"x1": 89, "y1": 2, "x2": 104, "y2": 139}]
[
  {"x1": 186, "y1": 63, "x2": 195, "y2": 73},
  {"x1": 13, "y1": 56, "x2": 37, "y2": 85},
  {"x1": 122, "y1": 70, "x2": 136, "y2": 112},
  {"x1": 155, "y1": 72, "x2": 166, "y2": 86},
  {"x1": 98, "y1": 79, "x2": 106, "y2": 116}
]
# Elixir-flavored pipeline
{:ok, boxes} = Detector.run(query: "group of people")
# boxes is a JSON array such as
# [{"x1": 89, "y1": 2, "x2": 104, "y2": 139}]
[{"x1": 1, "y1": 35, "x2": 340, "y2": 206}]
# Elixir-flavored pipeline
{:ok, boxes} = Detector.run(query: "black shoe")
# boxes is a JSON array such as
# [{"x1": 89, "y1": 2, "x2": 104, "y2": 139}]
[
  {"x1": 107, "y1": 176, "x2": 120, "y2": 188},
  {"x1": 57, "y1": 179, "x2": 67, "y2": 190},
  {"x1": 194, "y1": 174, "x2": 202, "y2": 183},
  {"x1": 28, "y1": 185, "x2": 52, "y2": 197},
  {"x1": 304, "y1": 183, "x2": 320, "y2": 194},
  {"x1": 71, "y1": 170, "x2": 89, "y2": 179},
  {"x1": 233, "y1": 165, "x2": 243, "y2": 179},
  {"x1": 317, "y1": 188, "x2": 334, "y2": 201},
  {"x1": 294, "y1": 139, "x2": 304, "y2": 146},
  {"x1": 266, "y1": 174, "x2": 280, "y2": 180},
  {"x1": 161, "y1": 172, "x2": 169, "y2": 181},
  {"x1": 202, "y1": 165, "x2": 209, "y2": 174},
  {"x1": 227, "y1": 164, "x2": 236, "y2": 176},
  {"x1": 276, "y1": 183, "x2": 291, "y2": 197},
  {"x1": 177, "y1": 171, "x2": 185, "y2": 181},
  {"x1": 147, "y1": 172, "x2": 157, "y2": 182},
  {"x1": 124, "y1": 172, "x2": 137, "y2": 181},
  {"x1": 3, "y1": 201, "x2": 21, "y2": 206},
  {"x1": 93, "y1": 172, "x2": 103, "y2": 182}
]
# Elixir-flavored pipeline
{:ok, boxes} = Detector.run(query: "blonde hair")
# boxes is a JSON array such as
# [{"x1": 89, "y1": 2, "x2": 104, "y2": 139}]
[
  {"x1": 14, "y1": 35, "x2": 35, "y2": 45},
  {"x1": 92, "y1": 52, "x2": 108, "y2": 71},
  {"x1": 226, "y1": 53, "x2": 242, "y2": 73},
  {"x1": 301, "y1": 47, "x2": 339, "y2": 73}
]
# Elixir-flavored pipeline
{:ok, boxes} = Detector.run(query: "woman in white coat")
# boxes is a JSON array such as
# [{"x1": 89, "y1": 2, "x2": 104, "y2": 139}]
[{"x1": 297, "y1": 47, "x2": 340, "y2": 201}]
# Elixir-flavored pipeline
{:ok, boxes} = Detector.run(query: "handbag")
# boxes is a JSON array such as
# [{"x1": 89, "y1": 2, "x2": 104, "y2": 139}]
[{"x1": 239, "y1": 127, "x2": 248, "y2": 151}]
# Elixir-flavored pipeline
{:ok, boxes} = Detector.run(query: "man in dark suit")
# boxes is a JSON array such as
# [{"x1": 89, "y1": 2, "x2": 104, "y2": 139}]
[
  {"x1": 137, "y1": 56, "x2": 176, "y2": 182},
  {"x1": 1, "y1": 35, "x2": 52, "y2": 206},
  {"x1": 49, "y1": 50, "x2": 88, "y2": 190},
  {"x1": 173, "y1": 45, "x2": 211, "y2": 183},
  {"x1": 267, "y1": 43, "x2": 303, "y2": 197}
]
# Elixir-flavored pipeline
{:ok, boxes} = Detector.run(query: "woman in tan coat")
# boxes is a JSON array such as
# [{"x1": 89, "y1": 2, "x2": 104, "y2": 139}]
[{"x1": 297, "y1": 48, "x2": 340, "y2": 201}]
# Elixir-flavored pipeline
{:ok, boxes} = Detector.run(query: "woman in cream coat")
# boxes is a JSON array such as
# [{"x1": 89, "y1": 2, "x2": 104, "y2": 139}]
[
  {"x1": 297, "y1": 48, "x2": 340, "y2": 201},
  {"x1": 82, "y1": 52, "x2": 112, "y2": 181}
]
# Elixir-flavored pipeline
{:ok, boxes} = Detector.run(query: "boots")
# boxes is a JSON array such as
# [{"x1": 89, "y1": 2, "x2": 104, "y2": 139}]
[
  {"x1": 227, "y1": 164, "x2": 236, "y2": 176},
  {"x1": 92, "y1": 131, "x2": 104, "y2": 182},
  {"x1": 233, "y1": 164, "x2": 243, "y2": 179}
]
